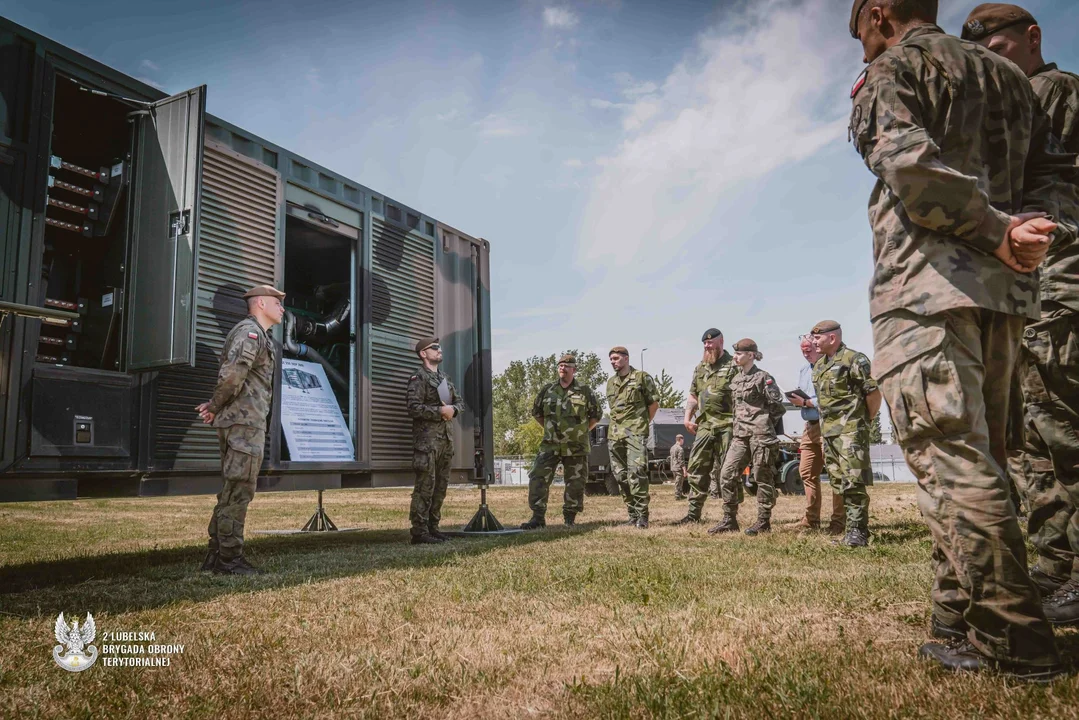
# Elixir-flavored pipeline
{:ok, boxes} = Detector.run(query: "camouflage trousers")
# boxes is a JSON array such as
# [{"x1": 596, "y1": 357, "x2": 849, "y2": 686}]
[
  {"x1": 208, "y1": 425, "x2": 264, "y2": 560},
  {"x1": 609, "y1": 434, "x2": 650, "y2": 521},
  {"x1": 685, "y1": 427, "x2": 732, "y2": 519},
  {"x1": 718, "y1": 434, "x2": 778, "y2": 519},
  {"x1": 528, "y1": 452, "x2": 589, "y2": 517},
  {"x1": 872, "y1": 308, "x2": 1058, "y2": 667},
  {"x1": 822, "y1": 430, "x2": 872, "y2": 532},
  {"x1": 410, "y1": 442, "x2": 454, "y2": 537},
  {"x1": 1016, "y1": 306, "x2": 1079, "y2": 585}
]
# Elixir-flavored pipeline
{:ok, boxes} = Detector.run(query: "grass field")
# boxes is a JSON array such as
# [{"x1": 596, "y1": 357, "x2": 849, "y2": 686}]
[{"x1": 0, "y1": 483, "x2": 1076, "y2": 719}]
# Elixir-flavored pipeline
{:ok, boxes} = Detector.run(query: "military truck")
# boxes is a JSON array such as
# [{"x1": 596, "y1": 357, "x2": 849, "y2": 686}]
[{"x1": 0, "y1": 17, "x2": 493, "y2": 502}]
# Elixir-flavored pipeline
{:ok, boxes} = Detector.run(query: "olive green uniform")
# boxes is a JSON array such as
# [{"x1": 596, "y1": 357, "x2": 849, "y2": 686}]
[
  {"x1": 207, "y1": 316, "x2": 275, "y2": 560},
  {"x1": 669, "y1": 442, "x2": 687, "y2": 498},
  {"x1": 718, "y1": 365, "x2": 785, "y2": 521},
  {"x1": 683, "y1": 353, "x2": 738, "y2": 518},
  {"x1": 528, "y1": 379, "x2": 602, "y2": 518},
  {"x1": 406, "y1": 366, "x2": 465, "y2": 538},
  {"x1": 812, "y1": 344, "x2": 878, "y2": 533},
  {"x1": 851, "y1": 24, "x2": 1078, "y2": 668},
  {"x1": 606, "y1": 367, "x2": 658, "y2": 522}
]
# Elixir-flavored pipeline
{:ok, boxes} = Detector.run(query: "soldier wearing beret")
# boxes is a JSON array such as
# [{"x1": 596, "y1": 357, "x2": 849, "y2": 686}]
[
  {"x1": 675, "y1": 328, "x2": 738, "y2": 525},
  {"x1": 963, "y1": 1, "x2": 1079, "y2": 629},
  {"x1": 520, "y1": 354, "x2": 602, "y2": 529},
  {"x1": 606, "y1": 346, "x2": 659, "y2": 528},
  {"x1": 809, "y1": 321, "x2": 881, "y2": 547},
  {"x1": 849, "y1": 0, "x2": 1075, "y2": 678},
  {"x1": 196, "y1": 284, "x2": 285, "y2": 575},
  {"x1": 406, "y1": 337, "x2": 465, "y2": 545},
  {"x1": 709, "y1": 339, "x2": 785, "y2": 536},
  {"x1": 669, "y1": 434, "x2": 688, "y2": 500}
]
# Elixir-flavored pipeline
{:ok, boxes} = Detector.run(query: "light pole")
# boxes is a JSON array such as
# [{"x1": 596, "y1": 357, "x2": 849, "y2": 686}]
[{"x1": 641, "y1": 347, "x2": 648, "y2": 371}]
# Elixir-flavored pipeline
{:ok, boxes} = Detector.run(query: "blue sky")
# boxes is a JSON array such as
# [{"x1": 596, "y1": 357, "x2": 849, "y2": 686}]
[{"x1": 6, "y1": 0, "x2": 1079, "y2": 432}]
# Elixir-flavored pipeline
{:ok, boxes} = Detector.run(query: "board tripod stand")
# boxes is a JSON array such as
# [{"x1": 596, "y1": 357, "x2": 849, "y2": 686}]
[{"x1": 301, "y1": 489, "x2": 338, "y2": 532}]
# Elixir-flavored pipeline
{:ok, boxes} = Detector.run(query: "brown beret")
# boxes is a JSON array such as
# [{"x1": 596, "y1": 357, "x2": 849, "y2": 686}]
[
  {"x1": 414, "y1": 337, "x2": 440, "y2": 353},
  {"x1": 849, "y1": 0, "x2": 870, "y2": 38},
  {"x1": 811, "y1": 320, "x2": 842, "y2": 334},
  {"x1": 733, "y1": 338, "x2": 758, "y2": 353},
  {"x1": 243, "y1": 284, "x2": 286, "y2": 300},
  {"x1": 609, "y1": 346, "x2": 629, "y2": 357},
  {"x1": 961, "y1": 4, "x2": 1036, "y2": 41},
  {"x1": 558, "y1": 354, "x2": 576, "y2": 365}
]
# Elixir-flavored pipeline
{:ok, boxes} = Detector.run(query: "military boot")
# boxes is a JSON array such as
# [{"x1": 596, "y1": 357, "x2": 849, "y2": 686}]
[
  {"x1": 214, "y1": 555, "x2": 260, "y2": 576},
  {"x1": 838, "y1": 527, "x2": 869, "y2": 547},
  {"x1": 200, "y1": 541, "x2": 219, "y2": 572},
  {"x1": 708, "y1": 514, "x2": 739, "y2": 535},
  {"x1": 410, "y1": 533, "x2": 442, "y2": 545},
  {"x1": 918, "y1": 640, "x2": 1064, "y2": 683},
  {"x1": 1030, "y1": 567, "x2": 1065, "y2": 596},
  {"x1": 672, "y1": 514, "x2": 702, "y2": 526},
  {"x1": 930, "y1": 615, "x2": 968, "y2": 642},
  {"x1": 429, "y1": 527, "x2": 453, "y2": 542},
  {"x1": 563, "y1": 511, "x2": 576, "y2": 526},
  {"x1": 1043, "y1": 579, "x2": 1079, "y2": 627},
  {"x1": 636, "y1": 516, "x2": 649, "y2": 529},
  {"x1": 744, "y1": 516, "x2": 771, "y2": 536},
  {"x1": 520, "y1": 515, "x2": 546, "y2": 530}
]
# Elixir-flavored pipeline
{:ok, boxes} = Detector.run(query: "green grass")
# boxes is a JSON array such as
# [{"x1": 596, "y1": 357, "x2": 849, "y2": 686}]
[{"x1": 0, "y1": 484, "x2": 1075, "y2": 719}]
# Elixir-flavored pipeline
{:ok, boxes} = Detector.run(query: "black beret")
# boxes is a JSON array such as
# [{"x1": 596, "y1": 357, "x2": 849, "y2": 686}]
[{"x1": 701, "y1": 328, "x2": 722, "y2": 342}]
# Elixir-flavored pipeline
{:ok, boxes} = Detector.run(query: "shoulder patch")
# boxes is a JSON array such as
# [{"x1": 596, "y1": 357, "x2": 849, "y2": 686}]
[
  {"x1": 765, "y1": 379, "x2": 773, "y2": 385},
  {"x1": 409, "y1": 375, "x2": 418, "y2": 381},
  {"x1": 850, "y1": 69, "x2": 867, "y2": 99},
  {"x1": 248, "y1": 332, "x2": 259, "y2": 340}
]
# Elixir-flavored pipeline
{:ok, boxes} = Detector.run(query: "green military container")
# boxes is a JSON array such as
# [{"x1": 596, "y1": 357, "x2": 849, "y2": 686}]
[{"x1": 0, "y1": 16, "x2": 494, "y2": 501}]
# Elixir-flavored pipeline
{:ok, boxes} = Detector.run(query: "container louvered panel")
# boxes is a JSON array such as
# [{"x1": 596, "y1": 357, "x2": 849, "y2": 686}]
[
  {"x1": 151, "y1": 141, "x2": 280, "y2": 469},
  {"x1": 370, "y1": 338, "x2": 420, "y2": 464},
  {"x1": 371, "y1": 219, "x2": 435, "y2": 338}
]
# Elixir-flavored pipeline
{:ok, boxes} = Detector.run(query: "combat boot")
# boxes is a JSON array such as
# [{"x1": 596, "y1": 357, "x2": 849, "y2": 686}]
[
  {"x1": 409, "y1": 533, "x2": 442, "y2": 545},
  {"x1": 429, "y1": 528, "x2": 453, "y2": 542},
  {"x1": 708, "y1": 514, "x2": 739, "y2": 535},
  {"x1": 1030, "y1": 567, "x2": 1065, "y2": 596},
  {"x1": 744, "y1": 516, "x2": 771, "y2": 536},
  {"x1": 1043, "y1": 579, "x2": 1079, "y2": 627},
  {"x1": 200, "y1": 550, "x2": 218, "y2": 572},
  {"x1": 520, "y1": 515, "x2": 546, "y2": 530},
  {"x1": 838, "y1": 528, "x2": 869, "y2": 547},
  {"x1": 930, "y1": 615, "x2": 968, "y2": 642},
  {"x1": 214, "y1": 555, "x2": 260, "y2": 576},
  {"x1": 918, "y1": 640, "x2": 1064, "y2": 683},
  {"x1": 563, "y1": 511, "x2": 576, "y2": 526},
  {"x1": 672, "y1": 515, "x2": 702, "y2": 526},
  {"x1": 636, "y1": 517, "x2": 649, "y2": 529}
]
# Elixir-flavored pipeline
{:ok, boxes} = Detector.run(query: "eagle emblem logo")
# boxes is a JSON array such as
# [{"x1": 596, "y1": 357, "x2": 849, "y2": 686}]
[
  {"x1": 52, "y1": 612, "x2": 99, "y2": 672},
  {"x1": 966, "y1": 19, "x2": 985, "y2": 38}
]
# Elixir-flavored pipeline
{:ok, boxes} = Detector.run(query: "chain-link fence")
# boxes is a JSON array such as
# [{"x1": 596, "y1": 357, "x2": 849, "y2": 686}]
[{"x1": 869, "y1": 444, "x2": 915, "y2": 483}]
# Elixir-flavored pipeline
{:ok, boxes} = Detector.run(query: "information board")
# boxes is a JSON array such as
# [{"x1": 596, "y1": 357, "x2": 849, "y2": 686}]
[{"x1": 279, "y1": 358, "x2": 355, "y2": 461}]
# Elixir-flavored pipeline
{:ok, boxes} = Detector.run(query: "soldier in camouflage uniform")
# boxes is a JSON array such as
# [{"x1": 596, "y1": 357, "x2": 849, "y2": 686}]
[
  {"x1": 669, "y1": 434, "x2": 688, "y2": 500},
  {"x1": 406, "y1": 337, "x2": 465, "y2": 545},
  {"x1": 849, "y1": 0, "x2": 1077, "y2": 678},
  {"x1": 963, "y1": 1, "x2": 1079, "y2": 628},
  {"x1": 675, "y1": 328, "x2": 738, "y2": 524},
  {"x1": 521, "y1": 354, "x2": 602, "y2": 529},
  {"x1": 606, "y1": 346, "x2": 659, "y2": 529},
  {"x1": 809, "y1": 321, "x2": 881, "y2": 548},
  {"x1": 196, "y1": 284, "x2": 284, "y2": 575},
  {"x1": 710, "y1": 339, "x2": 785, "y2": 536}
]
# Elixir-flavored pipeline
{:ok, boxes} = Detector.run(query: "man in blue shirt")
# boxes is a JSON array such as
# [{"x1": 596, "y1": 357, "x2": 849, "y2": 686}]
[{"x1": 789, "y1": 336, "x2": 844, "y2": 533}]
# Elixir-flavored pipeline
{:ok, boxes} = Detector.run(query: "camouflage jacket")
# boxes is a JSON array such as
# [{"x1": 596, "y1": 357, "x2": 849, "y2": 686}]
[
  {"x1": 605, "y1": 367, "x2": 658, "y2": 440},
  {"x1": 210, "y1": 316, "x2": 275, "y2": 430},
  {"x1": 1031, "y1": 63, "x2": 1079, "y2": 312},
  {"x1": 850, "y1": 24, "x2": 1079, "y2": 321},
  {"x1": 730, "y1": 365, "x2": 785, "y2": 440},
  {"x1": 688, "y1": 352, "x2": 738, "y2": 433},
  {"x1": 406, "y1": 365, "x2": 464, "y2": 451},
  {"x1": 813, "y1": 344, "x2": 878, "y2": 439},
  {"x1": 669, "y1": 443, "x2": 686, "y2": 472},
  {"x1": 531, "y1": 378, "x2": 602, "y2": 457}
]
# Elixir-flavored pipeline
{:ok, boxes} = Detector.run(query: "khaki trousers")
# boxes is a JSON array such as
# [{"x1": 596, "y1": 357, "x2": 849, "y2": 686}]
[{"x1": 799, "y1": 421, "x2": 843, "y2": 526}]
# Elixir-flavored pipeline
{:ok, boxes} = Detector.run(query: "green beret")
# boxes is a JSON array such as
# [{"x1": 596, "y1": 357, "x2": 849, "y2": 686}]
[
  {"x1": 849, "y1": 0, "x2": 870, "y2": 38},
  {"x1": 701, "y1": 328, "x2": 722, "y2": 342},
  {"x1": 961, "y1": 3, "x2": 1036, "y2": 41},
  {"x1": 558, "y1": 354, "x2": 576, "y2": 365},
  {"x1": 414, "y1": 337, "x2": 440, "y2": 353},
  {"x1": 811, "y1": 320, "x2": 841, "y2": 335},
  {"x1": 609, "y1": 346, "x2": 629, "y2": 357}
]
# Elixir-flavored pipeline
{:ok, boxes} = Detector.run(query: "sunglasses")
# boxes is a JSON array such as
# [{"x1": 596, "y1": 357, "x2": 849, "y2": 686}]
[{"x1": 424, "y1": 344, "x2": 442, "y2": 351}]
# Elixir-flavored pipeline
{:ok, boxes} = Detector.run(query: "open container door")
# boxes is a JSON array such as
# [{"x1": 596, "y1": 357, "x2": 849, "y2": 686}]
[{"x1": 126, "y1": 85, "x2": 206, "y2": 371}]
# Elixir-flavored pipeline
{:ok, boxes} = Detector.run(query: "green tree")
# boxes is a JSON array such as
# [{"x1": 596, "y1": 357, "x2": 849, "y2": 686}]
[
  {"x1": 653, "y1": 368, "x2": 685, "y2": 408},
  {"x1": 868, "y1": 411, "x2": 883, "y2": 444},
  {"x1": 492, "y1": 350, "x2": 608, "y2": 456}
]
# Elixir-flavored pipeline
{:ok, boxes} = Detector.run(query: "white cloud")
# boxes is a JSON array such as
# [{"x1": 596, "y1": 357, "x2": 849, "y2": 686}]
[
  {"x1": 589, "y1": 97, "x2": 628, "y2": 110},
  {"x1": 140, "y1": 59, "x2": 160, "y2": 72},
  {"x1": 576, "y1": 0, "x2": 850, "y2": 272},
  {"x1": 543, "y1": 6, "x2": 580, "y2": 29},
  {"x1": 563, "y1": 158, "x2": 584, "y2": 168},
  {"x1": 474, "y1": 113, "x2": 528, "y2": 137},
  {"x1": 436, "y1": 108, "x2": 460, "y2": 122}
]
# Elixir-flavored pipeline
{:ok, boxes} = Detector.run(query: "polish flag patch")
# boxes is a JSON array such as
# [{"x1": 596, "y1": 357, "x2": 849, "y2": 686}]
[
  {"x1": 850, "y1": 69, "x2": 867, "y2": 99},
  {"x1": 248, "y1": 332, "x2": 259, "y2": 340}
]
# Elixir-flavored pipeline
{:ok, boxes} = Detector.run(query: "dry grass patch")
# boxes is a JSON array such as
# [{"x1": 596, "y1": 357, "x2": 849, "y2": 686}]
[{"x1": 0, "y1": 483, "x2": 1076, "y2": 719}]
